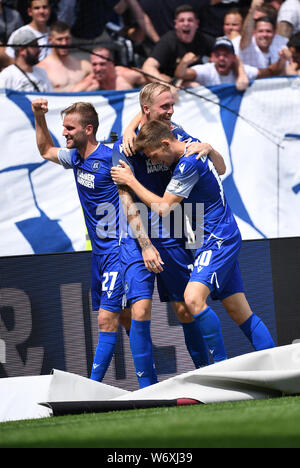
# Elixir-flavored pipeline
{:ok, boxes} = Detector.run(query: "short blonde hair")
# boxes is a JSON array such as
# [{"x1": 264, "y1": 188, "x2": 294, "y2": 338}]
[{"x1": 139, "y1": 83, "x2": 172, "y2": 113}]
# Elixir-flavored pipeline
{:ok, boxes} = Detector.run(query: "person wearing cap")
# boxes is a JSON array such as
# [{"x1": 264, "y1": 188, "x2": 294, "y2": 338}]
[
  {"x1": 0, "y1": 28, "x2": 53, "y2": 92},
  {"x1": 5, "y1": 0, "x2": 51, "y2": 62},
  {"x1": 174, "y1": 35, "x2": 286, "y2": 90}
]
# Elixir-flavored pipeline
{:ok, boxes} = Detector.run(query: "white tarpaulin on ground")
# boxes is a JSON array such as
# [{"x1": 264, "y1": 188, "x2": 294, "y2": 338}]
[
  {"x1": 0, "y1": 76, "x2": 300, "y2": 257},
  {"x1": 1, "y1": 344, "x2": 300, "y2": 422}
]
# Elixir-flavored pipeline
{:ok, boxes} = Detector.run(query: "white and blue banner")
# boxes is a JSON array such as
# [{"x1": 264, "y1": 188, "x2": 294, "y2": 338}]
[{"x1": 0, "y1": 76, "x2": 300, "y2": 257}]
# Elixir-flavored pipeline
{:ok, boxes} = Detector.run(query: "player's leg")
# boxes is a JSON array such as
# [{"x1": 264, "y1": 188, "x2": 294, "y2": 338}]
[
  {"x1": 216, "y1": 260, "x2": 275, "y2": 351},
  {"x1": 90, "y1": 308, "x2": 120, "y2": 382},
  {"x1": 90, "y1": 252, "x2": 124, "y2": 382},
  {"x1": 184, "y1": 281, "x2": 227, "y2": 363},
  {"x1": 121, "y1": 239, "x2": 158, "y2": 388},
  {"x1": 130, "y1": 298, "x2": 158, "y2": 388},
  {"x1": 171, "y1": 301, "x2": 210, "y2": 368},
  {"x1": 222, "y1": 292, "x2": 275, "y2": 350},
  {"x1": 157, "y1": 245, "x2": 210, "y2": 368}
]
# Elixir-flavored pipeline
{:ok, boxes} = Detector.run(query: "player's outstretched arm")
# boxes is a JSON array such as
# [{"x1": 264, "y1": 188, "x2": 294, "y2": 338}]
[{"x1": 32, "y1": 98, "x2": 60, "y2": 164}]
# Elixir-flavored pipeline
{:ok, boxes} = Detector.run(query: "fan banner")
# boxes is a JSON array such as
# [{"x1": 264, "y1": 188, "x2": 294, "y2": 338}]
[{"x1": 0, "y1": 77, "x2": 300, "y2": 257}]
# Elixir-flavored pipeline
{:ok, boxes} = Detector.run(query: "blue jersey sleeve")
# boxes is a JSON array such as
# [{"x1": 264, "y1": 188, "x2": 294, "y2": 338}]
[{"x1": 166, "y1": 158, "x2": 199, "y2": 198}]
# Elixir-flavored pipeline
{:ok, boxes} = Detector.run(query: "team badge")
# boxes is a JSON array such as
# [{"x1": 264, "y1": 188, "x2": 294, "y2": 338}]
[{"x1": 92, "y1": 161, "x2": 101, "y2": 171}]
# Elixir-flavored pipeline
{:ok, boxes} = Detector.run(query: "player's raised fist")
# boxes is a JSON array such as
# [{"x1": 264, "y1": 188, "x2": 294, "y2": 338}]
[{"x1": 32, "y1": 98, "x2": 49, "y2": 115}]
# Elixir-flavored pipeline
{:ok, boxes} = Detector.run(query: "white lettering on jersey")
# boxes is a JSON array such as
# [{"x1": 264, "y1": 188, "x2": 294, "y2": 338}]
[
  {"x1": 77, "y1": 169, "x2": 95, "y2": 189},
  {"x1": 146, "y1": 159, "x2": 169, "y2": 174}
]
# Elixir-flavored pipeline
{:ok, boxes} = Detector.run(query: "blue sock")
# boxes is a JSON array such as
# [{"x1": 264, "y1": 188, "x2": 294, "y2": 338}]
[
  {"x1": 90, "y1": 331, "x2": 118, "y2": 382},
  {"x1": 181, "y1": 321, "x2": 210, "y2": 368},
  {"x1": 194, "y1": 306, "x2": 227, "y2": 363},
  {"x1": 240, "y1": 314, "x2": 275, "y2": 350},
  {"x1": 130, "y1": 319, "x2": 158, "y2": 388},
  {"x1": 126, "y1": 326, "x2": 157, "y2": 381}
]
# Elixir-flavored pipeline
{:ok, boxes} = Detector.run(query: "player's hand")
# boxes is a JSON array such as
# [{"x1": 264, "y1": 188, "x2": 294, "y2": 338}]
[
  {"x1": 122, "y1": 130, "x2": 137, "y2": 157},
  {"x1": 185, "y1": 141, "x2": 212, "y2": 159},
  {"x1": 32, "y1": 98, "x2": 48, "y2": 115},
  {"x1": 111, "y1": 160, "x2": 134, "y2": 186},
  {"x1": 142, "y1": 243, "x2": 164, "y2": 273}
]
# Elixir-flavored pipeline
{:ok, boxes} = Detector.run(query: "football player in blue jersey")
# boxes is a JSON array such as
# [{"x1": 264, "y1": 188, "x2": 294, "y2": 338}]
[
  {"x1": 112, "y1": 83, "x2": 227, "y2": 388},
  {"x1": 31, "y1": 98, "x2": 145, "y2": 383},
  {"x1": 111, "y1": 119, "x2": 275, "y2": 363}
]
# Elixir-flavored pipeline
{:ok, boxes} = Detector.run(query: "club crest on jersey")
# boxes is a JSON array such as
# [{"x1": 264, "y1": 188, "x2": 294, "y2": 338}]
[{"x1": 92, "y1": 161, "x2": 101, "y2": 171}]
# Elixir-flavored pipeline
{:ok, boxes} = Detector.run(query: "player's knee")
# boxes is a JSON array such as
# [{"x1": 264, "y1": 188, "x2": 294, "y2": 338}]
[
  {"x1": 184, "y1": 290, "x2": 207, "y2": 315},
  {"x1": 98, "y1": 309, "x2": 119, "y2": 332},
  {"x1": 131, "y1": 299, "x2": 151, "y2": 321}
]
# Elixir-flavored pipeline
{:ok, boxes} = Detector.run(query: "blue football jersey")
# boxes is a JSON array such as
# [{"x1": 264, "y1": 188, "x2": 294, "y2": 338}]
[
  {"x1": 166, "y1": 153, "x2": 238, "y2": 246},
  {"x1": 58, "y1": 143, "x2": 120, "y2": 254},
  {"x1": 113, "y1": 123, "x2": 199, "y2": 246}
]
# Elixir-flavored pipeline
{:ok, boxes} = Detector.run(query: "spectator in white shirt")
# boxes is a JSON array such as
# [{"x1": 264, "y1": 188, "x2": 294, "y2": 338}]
[
  {"x1": 6, "y1": 0, "x2": 51, "y2": 62},
  {"x1": 232, "y1": 15, "x2": 288, "y2": 67},
  {"x1": 277, "y1": 0, "x2": 300, "y2": 38},
  {"x1": 174, "y1": 36, "x2": 285, "y2": 91},
  {"x1": 0, "y1": 28, "x2": 53, "y2": 92}
]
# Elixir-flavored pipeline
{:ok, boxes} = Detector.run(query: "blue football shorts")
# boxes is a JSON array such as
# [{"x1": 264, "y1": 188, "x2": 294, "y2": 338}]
[
  {"x1": 189, "y1": 229, "x2": 245, "y2": 301},
  {"x1": 91, "y1": 251, "x2": 125, "y2": 312},
  {"x1": 120, "y1": 238, "x2": 194, "y2": 305}
]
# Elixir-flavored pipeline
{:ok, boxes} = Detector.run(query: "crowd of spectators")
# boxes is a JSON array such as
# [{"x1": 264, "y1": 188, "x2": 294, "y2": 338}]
[{"x1": 0, "y1": 0, "x2": 300, "y2": 93}]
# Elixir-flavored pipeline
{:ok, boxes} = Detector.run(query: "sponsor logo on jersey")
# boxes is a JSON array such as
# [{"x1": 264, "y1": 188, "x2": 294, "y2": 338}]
[
  {"x1": 146, "y1": 159, "x2": 169, "y2": 174},
  {"x1": 77, "y1": 169, "x2": 95, "y2": 189}
]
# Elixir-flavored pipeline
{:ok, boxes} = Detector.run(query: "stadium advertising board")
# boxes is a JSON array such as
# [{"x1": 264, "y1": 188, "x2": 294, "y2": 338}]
[{"x1": 1, "y1": 237, "x2": 299, "y2": 391}]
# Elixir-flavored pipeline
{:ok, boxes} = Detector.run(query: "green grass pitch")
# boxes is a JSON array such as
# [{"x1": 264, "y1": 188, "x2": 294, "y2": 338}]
[{"x1": 1, "y1": 396, "x2": 300, "y2": 448}]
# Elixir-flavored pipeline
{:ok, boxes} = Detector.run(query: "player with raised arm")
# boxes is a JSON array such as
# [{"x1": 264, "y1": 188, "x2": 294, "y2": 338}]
[
  {"x1": 111, "y1": 120, "x2": 275, "y2": 362},
  {"x1": 31, "y1": 98, "x2": 160, "y2": 383}
]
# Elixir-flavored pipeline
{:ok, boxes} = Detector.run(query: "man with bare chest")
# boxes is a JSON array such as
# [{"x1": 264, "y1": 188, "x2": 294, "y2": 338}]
[
  {"x1": 72, "y1": 47, "x2": 146, "y2": 92},
  {"x1": 38, "y1": 21, "x2": 92, "y2": 92}
]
